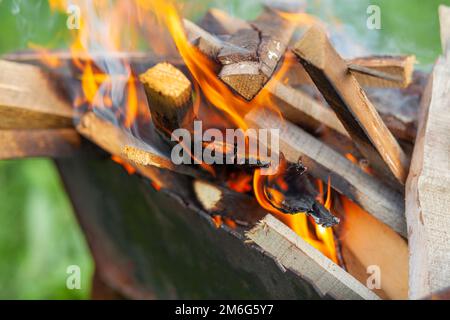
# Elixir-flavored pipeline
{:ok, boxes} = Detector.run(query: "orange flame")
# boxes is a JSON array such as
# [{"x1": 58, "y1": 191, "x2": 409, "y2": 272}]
[
  {"x1": 253, "y1": 169, "x2": 338, "y2": 263},
  {"x1": 111, "y1": 155, "x2": 137, "y2": 175}
]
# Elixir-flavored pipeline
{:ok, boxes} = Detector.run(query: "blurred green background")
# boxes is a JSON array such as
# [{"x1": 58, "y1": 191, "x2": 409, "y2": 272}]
[{"x1": 0, "y1": 0, "x2": 448, "y2": 299}]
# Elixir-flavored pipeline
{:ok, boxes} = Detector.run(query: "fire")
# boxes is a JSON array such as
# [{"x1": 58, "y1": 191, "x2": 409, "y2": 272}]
[
  {"x1": 111, "y1": 155, "x2": 137, "y2": 175},
  {"x1": 253, "y1": 169, "x2": 338, "y2": 263},
  {"x1": 46, "y1": 1, "x2": 337, "y2": 263}
]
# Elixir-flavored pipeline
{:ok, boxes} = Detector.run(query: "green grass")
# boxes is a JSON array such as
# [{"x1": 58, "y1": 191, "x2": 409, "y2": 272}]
[
  {"x1": 0, "y1": 160, "x2": 92, "y2": 299},
  {"x1": 0, "y1": 0, "x2": 448, "y2": 299}
]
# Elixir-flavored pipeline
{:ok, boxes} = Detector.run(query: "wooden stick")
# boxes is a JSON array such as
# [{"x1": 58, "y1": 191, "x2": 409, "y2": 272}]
[
  {"x1": 267, "y1": 83, "x2": 349, "y2": 137},
  {"x1": 293, "y1": 26, "x2": 410, "y2": 185},
  {"x1": 217, "y1": 9, "x2": 296, "y2": 100},
  {"x1": 348, "y1": 55, "x2": 415, "y2": 88},
  {"x1": 76, "y1": 112, "x2": 201, "y2": 179},
  {"x1": 139, "y1": 62, "x2": 194, "y2": 139},
  {"x1": 405, "y1": 51, "x2": 450, "y2": 298},
  {"x1": 246, "y1": 215, "x2": 380, "y2": 300},
  {"x1": 0, "y1": 129, "x2": 80, "y2": 160},
  {"x1": 245, "y1": 109, "x2": 407, "y2": 236},
  {"x1": 0, "y1": 60, "x2": 74, "y2": 129}
]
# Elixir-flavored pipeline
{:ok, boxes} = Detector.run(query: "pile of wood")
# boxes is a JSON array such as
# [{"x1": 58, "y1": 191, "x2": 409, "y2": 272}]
[{"x1": 1, "y1": 3, "x2": 449, "y2": 300}]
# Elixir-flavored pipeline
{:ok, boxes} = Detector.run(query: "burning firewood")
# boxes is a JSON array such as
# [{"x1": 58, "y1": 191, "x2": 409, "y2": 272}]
[
  {"x1": 405, "y1": 5, "x2": 450, "y2": 299},
  {"x1": 217, "y1": 8, "x2": 296, "y2": 100},
  {"x1": 0, "y1": 60, "x2": 74, "y2": 129},
  {"x1": 293, "y1": 26, "x2": 410, "y2": 186},
  {"x1": 246, "y1": 215, "x2": 380, "y2": 300},
  {"x1": 184, "y1": 17, "x2": 421, "y2": 144},
  {"x1": 139, "y1": 62, "x2": 194, "y2": 139},
  {"x1": 76, "y1": 112, "x2": 202, "y2": 179},
  {"x1": 193, "y1": 180, "x2": 266, "y2": 226},
  {"x1": 257, "y1": 156, "x2": 340, "y2": 228},
  {"x1": 246, "y1": 109, "x2": 407, "y2": 236},
  {"x1": 0, "y1": 129, "x2": 80, "y2": 160}
]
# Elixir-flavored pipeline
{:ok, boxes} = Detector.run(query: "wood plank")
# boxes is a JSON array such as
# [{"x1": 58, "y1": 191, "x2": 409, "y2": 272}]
[
  {"x1": 245, "y1": 109, "x2": 407, "y2": 236},
  {"x1": 246, "y1": 215, "x2": 380, "y2": 300},
  {"x1": 293, "y1": 26, "x2": 409, "y2": 185},
  {"x1": 0, "y1": 129, "x2": 80, "y2": 160},
  {"x1": 405, "y1": 55, "x2": 450, "y2": 299},
  {"x1": 0, "y1": 60, "x2": 74, "y2": 129}
]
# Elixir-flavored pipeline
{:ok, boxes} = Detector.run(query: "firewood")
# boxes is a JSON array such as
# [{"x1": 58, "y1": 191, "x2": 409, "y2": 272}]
[
  {"x1": 338, "y1": 196, "x2": 408, "y2": 300},
  {"x1": 193, "y1": 180, "x2": 266, "y2": 225},
  {"x1": 245, "y1": 109, "x2": 407, "y2": 236},
  {"x1": 184, "y1": 18, "x2": 420, "y2": 143},
  {"x1": 0, "y1": 129, "x2": 80, "y2": 160},
  {"x1": 76, "y1": 112, "x2": 201, "y2": 179},
  {"x1": 293, "y1": 26, "x2": 409, "y2": 185},
  {"x1": 196, "y1": 8, "x2": 415, "y2": 90},
  {"x1": 139, "y1": 62, "x2": 194, "y2": 139},
  {"x1": 217, "y1": 8, "x2": 296, "y2": 100},
  {"x1": 405, "y1": 18, "x2": 450, "y2": 298},
  {"x1": 0, "y1": 60, "x2": 74, "y2": 129},
  {"x1": 267, "y1": 83, "x2": 349, "y2": 137},
  {"x1": 246, "y1": 215, "x2": 380, "y2": 300},
  {"x1": 348, "y1": 55, "x2": 415, "y2": 88}
]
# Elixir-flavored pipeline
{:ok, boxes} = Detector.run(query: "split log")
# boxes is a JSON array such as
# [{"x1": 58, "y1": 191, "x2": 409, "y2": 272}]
[
  {"x1": 246, "y1": 215, "x2": 380, "y2": 300},
  {"x1": 405, "y1": 17, "x2": 450, "y2": 298},
  {"x1": 139, "y1": 62, "x2": 194, "y2": 139},
  {"x1": 0, "y1": 60, "x2": 74, "y2": 129},
  {"x1": 293, "y1": 26, "x2": 409, "y2": 185},
  {"x1": 245, "y1": 109, "x2": 406, "y2": 236},
  {"x1": 217, "y1": 9, "x2": 296, "y2": 100},
  {"x1": 348, "y1": 55, "x2": 415, "y2": 88},
  {"x1": 0, "y1": 129, "x2": 80, "y2": 160},
  {"x1": 76, "y1": 112, "x2": 202, "y2": 179}
]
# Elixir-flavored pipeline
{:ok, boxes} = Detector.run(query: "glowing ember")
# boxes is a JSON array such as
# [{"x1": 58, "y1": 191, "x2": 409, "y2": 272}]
[{"x1": 111, "y1": 155, "x2": 137, "y2": 175}]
